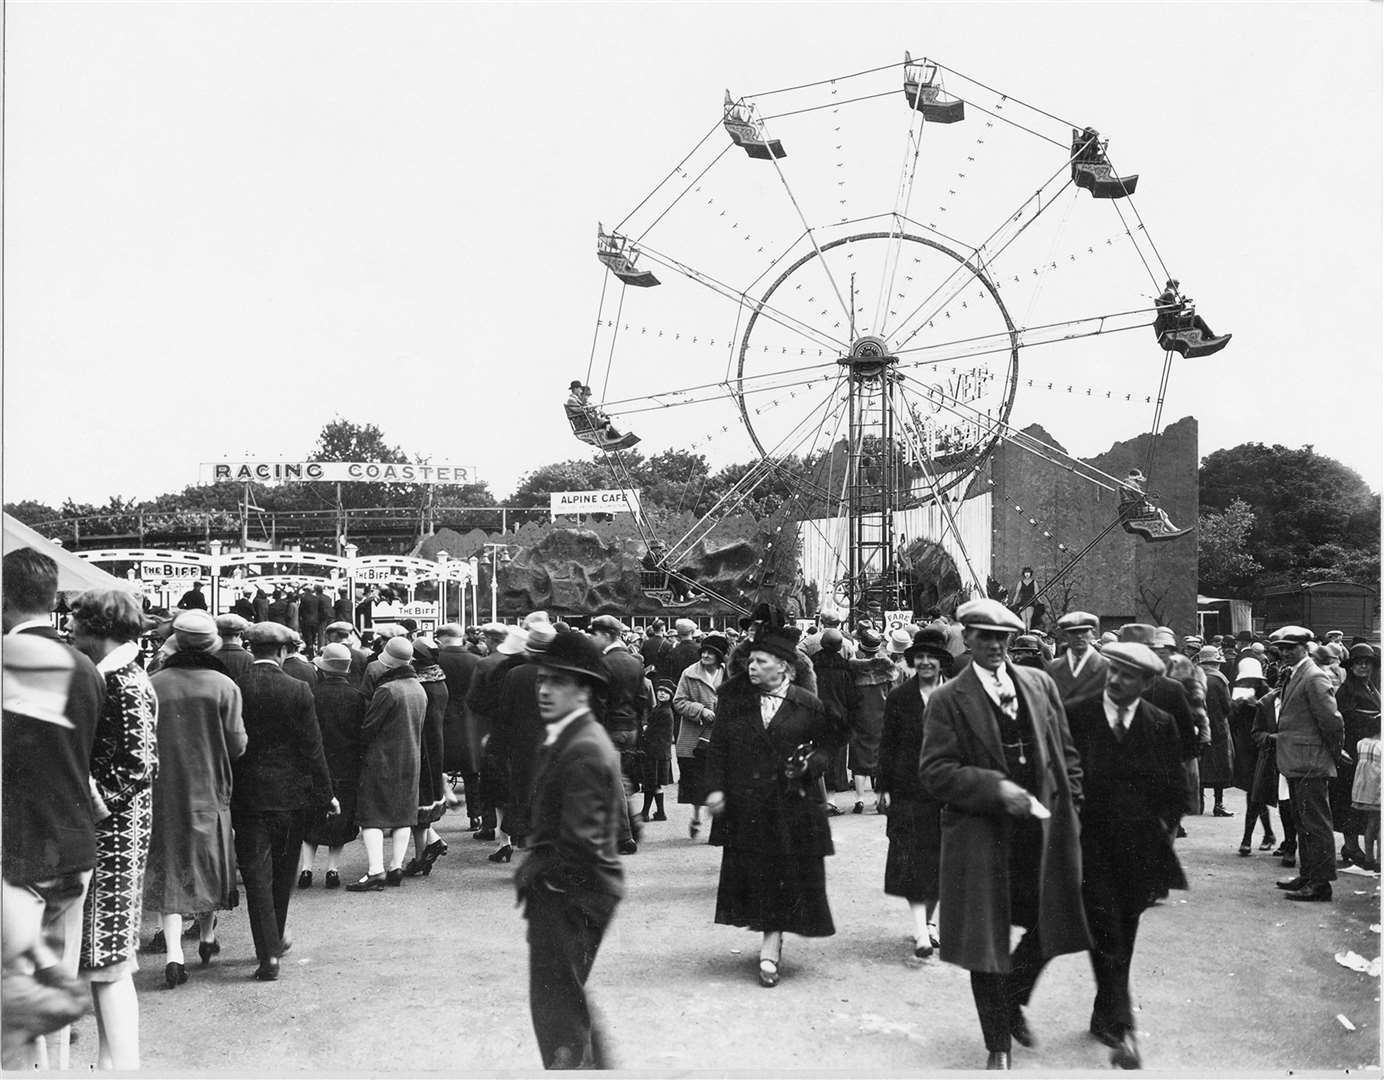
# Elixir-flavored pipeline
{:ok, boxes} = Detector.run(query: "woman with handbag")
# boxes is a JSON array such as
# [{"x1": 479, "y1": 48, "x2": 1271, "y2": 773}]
[
  {"x1": 703, "y1": 628, "x2": 842, "y2": 988},
  {"x1": 672, "y1": 634, "x2": 727, "y2": 838}
]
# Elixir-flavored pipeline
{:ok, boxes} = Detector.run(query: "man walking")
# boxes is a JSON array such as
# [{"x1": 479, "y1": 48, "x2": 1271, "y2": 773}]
[
  {"x1": 589, "y1": 615, "x2": 648, "y2": 855},
  {"x1": 515, "y1": 629, "x2": 625, "y2": 1069},
  {"x1": 919, "y1": 598, "x2": 1090, "y2": 1071},
  {"x1": 1271, "y1": 625, "x2": 1345, "y2": 902},
  {"x1": 1064, "y1": 642, "x2": 1187, "y2": 1069},
  {"x1": 232, "y1": 623, "x2": 336, "y2": 980},
  {"x1": 1046, "y1": 611, "x2": 1108, "y2": 706}
]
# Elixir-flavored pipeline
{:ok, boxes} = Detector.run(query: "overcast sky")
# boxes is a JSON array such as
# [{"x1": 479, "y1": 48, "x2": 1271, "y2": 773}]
[{"x1": 4, "y1": 1, "x2": 1380, "y2": 510}]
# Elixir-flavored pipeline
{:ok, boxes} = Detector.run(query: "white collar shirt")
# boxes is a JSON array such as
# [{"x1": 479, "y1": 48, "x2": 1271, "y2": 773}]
[
  {"x1": 759, "y1": 683, "x2": 788, "y2": 727},
  {"x1": 976, "y1": 663, "x2": 1018, "y2": 720},
  {"x1": 6, "y1": 618, "x2": 55, "y2": 636},
  {"x1": 543, "y1": 707, "x2": 589, "y2": 746},
  {"x1": 1103, "y1": 692, "x2": 1136, "y2": 737},
  {"x1": 1067, "y1": 648, "x2": 1093, "y2": 678}
]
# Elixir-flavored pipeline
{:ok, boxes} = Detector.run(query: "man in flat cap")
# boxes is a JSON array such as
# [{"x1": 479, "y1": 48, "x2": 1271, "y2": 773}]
[
  {"x1": 1058, "y1": 642, "x2": 1186, "y2": 1069},
  {"x1": 1270, "y1": 626, "x2": 1345, "y2": 902},
  {"x1": 919, "y1": 599, "x2": 1089, "y2": 1071},
  {"x1": 215, "y1": 614, "x2": 255, "y2": 681},
  {"x1": 1047, "y1": 612, "x2": 1108, "y2": 707},
  {"x1": 589, "y1": 615, "x2": 648, "y2": 855},
  {"x1": 323, "y1": 621, "x2": 370, "y2": 687},
  {"x1": 514, "y1": 629, "x2": 625, "y2": 1069},
  {"x1": 232, "y1": 622, "x2": 336, "y2": 980},
  {"x1": 665, "y1": 618, "x2": 703, "y2": 681}
]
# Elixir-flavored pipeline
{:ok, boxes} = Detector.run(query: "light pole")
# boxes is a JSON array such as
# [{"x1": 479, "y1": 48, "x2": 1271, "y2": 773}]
[
  {"x1": 483, "y1": 543, "x2": 509, "y2": 623},
  {"x1": 467, "y1": 556, "x2": 479, "y2": 628},
  {"x1": 208, "y1": 539, "x2": 223, "y2": 615},
  {"x1": 437, "y1": 550, "x2": 449, "y2": 624}
]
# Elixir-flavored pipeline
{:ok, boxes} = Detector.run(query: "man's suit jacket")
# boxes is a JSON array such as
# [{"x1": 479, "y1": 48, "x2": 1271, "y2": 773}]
[
  {"x1": 1065, "y1": 693, "x2": 1187, "y2": 902},
  {"x1": 2, "y1": 626, "x2": 105, "y2": 883},
  {"x1": 1045, "y1": 649, "x2": 1109, "y2": 706},
  {"x1": 515, "y1": 712, "x2": 625, "y2": 919},
  {"x1": 1276, "y1": 658, "x2": 1344, "y2": 778},
  {"x1": 231, "y1": 662, "x2": 333, "y2": 815},
  {"x1": 600, "y1": 644, "x2": 648, "y2": 736}
]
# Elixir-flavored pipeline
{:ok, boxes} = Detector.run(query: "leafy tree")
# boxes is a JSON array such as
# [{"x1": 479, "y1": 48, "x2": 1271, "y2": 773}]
[
  {"x1": 1197, "y1": 498, "x2": 1263, "y2": 592},
  {"x1": 3, "y1": 499, "x2": 60, "y2": 526}
]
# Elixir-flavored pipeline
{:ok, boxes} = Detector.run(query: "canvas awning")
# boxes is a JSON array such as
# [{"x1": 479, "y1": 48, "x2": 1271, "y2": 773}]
[{"x1": 3, "y1": 513, "x2": 131, "y2": 595}]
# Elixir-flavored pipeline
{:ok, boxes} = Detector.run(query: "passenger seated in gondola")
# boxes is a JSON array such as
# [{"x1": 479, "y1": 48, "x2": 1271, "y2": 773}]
[
  {"x1": 1119, "y1": 469, "x2": 1176, "y2": 532},
  {"x1": 1073, "y1": 125, "x2": 1103, "y2": 164},
  {"x1": 1153, "y1": 279, "x2": 1215, "y2": 339},
  {"x1": 563, "y1": 381, "x2": 639, "y2": 449}
]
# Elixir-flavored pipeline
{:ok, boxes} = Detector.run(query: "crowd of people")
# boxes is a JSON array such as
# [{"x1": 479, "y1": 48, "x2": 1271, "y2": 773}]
[{"x1": 4, "y1": 543, "x2": 1379, "y2": 1071}]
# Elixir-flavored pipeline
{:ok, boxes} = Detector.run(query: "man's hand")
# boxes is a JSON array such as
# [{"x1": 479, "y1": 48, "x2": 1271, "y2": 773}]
[
  {"x1": 997, "y1": 779, "x2": 1032, "y2": 817},
  {"x1": 876, "y1": 792, "x2": 891, "y2": 813},
  {"x1": 704, "y1": 790, "x2": 727, "y2": 817}
]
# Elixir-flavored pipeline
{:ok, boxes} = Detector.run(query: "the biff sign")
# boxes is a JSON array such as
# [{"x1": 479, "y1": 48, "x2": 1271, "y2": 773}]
[{"x1": 201, "y1": 461, "x2": 476, "y2": 485}]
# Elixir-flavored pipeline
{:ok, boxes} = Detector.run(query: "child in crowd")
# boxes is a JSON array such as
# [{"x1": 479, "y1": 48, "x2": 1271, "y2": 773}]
[
  {"x1": 638, "y1": 679, "x2": 677, "y2": 822},
  {"x1": 1352, "y1": 732, "x2": 1381, "y2": 871}
]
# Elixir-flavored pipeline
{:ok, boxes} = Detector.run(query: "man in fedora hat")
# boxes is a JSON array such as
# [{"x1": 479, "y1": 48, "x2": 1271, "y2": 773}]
[
  {"x1": 514, "y1": 629, "x2": 625, "y2": 1070},
  {"x1": 1270, "y1": 625, "x2": 1344, "y2": 902},
  {"x1": 589, "y1": 615, "x2": 648, "y2": 855},
  {"x1": 919, "y1": 598, "x2": 1090, "y2": 1071},
  {"x1": 1058, "y1": 642, "x2": 1186, "y2": 1069},
  {"x1": 1047, "y1": 612, "x2": 1107, "y2": 706}
]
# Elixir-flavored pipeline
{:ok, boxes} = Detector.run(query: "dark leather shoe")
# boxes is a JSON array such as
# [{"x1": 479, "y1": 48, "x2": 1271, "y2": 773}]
[
  {"x1": 474, "y1": 828, "x2": 496, "y2": 842},
  {"x1": 1275, "y1": 876, "x2": 1306, "y2": 891},
  {"x1": 197, "y1": 940, "x2": 220, "y2": 967},
  {"x1": 345, "y1": 872, "x2": 385, "y2": 892},
  {"x1": 985, "y1": 1051, "x2": 1010, "y2": 1070},
  {"x1": 1089, "y1": 1020, "x2": 1120, "y2": 1048},
  {"x1": 384, "y1": 867, "x2": 404, "y2": 886},
  {"x1": 1212, "y1": 805, "x2": 1234, "y2": 817},
  {"x1": 401, "y1": 857, "x2": 432, "y2": 877},
  {"x1": 324, "y1": 870, "x2": 341, "y2": 889},
  {"x1": 1284, "y1": 884, "x2": 1332, "y2": 902},
  {"x1": 297, "y1": 869, "x2": 313, "y2": 889},
  {"x1": 164, "y1": 961, "x2": 187, "y2": 989},
  {"x1": 618, "y1": 840, "x2": 638, "y2": 855},
  {"x1": 1109, "y1": 1032, "x2": 1141, "y2": 1069},
  {"x1": 252, "y1": 958, "x2": 280, "y2": 982},
  {"x1": 1010, "y1": 1010, "x2": 1035, "y2": 1048}
]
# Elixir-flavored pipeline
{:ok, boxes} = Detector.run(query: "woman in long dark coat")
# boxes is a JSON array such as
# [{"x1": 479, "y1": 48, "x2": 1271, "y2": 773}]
[
  {"x1": 876, "y1": 628, "x2": 951, "y2": 959},
  {"x1": 847, "y1": 629, "x2": 894, "y2": 813},
  {"x1": 812, "y1": 630, "x2": 861, "y2": 815},
  {"x1": 347, "y1": 638, "x2": 425, "y2": 890},
  {"x1": 297, "y1": 644, "x2": 366, "y2": 889},
  {"x1": 1332, "y1": 644, "x2": 1382, "y2": 866},
  {"x1": 704, "y1": 631, "x2": 842, "y2": 988},
  {"x1": 1197, "y1": 648, "x2": 1235, "y2": 814},
  {"x1": 1230, "y1": 661, "x2": 1276, "y2": 855},
  {"x1": 1249, "y1": 687, "x2": 1297, "y2": 865},
  {"x1": 405, "y1": 641, "x2": 450, "y2": 876},
  {"x1": 69, "y1": 590, "x2": 158, "y2": 1068}
]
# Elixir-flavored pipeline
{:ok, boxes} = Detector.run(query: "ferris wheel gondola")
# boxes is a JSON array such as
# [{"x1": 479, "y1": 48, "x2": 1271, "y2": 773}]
[{"x1": 576, "y1": 52, "x2": 1230, "y2": 621}]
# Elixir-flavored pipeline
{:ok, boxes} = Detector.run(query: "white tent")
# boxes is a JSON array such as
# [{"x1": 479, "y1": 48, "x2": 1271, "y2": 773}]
[{"x1": 2, "y1": 513, "x2": 131, "y2": 595}]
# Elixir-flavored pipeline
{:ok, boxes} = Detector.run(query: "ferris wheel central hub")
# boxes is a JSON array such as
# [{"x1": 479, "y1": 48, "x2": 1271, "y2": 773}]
[{"x1": 841, "y1": 335, "x2": 897, "y2": 376}]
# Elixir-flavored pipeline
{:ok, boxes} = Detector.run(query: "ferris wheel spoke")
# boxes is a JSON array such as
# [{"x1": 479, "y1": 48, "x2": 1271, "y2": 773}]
[
  {"x1": 889, "y1": 306, "x2": 1152, "y2": 372},
  {"x1": 635, "y1": 242, "x2": 846, "y2": 354},
  {"x1": 873, "y1": 105, "x2": 929, "y2": 334},
  {"x1": 600, "y1": 354, "x2": 841, "y2": 419},
  {"x1": 615, "y1": 115, "x2": 731, "y2": 236},
  {"x1": 927, "y1": 59, "x2": 1078, "y2": 137},
  {"x1": 887, "y1": 161, "x2": 1080, "y2": 347}
]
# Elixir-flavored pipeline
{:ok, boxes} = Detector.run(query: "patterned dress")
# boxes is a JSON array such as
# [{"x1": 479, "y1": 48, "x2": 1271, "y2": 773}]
[{"x1": 80, "y1": 643, "x2": 158, "y2": 973}]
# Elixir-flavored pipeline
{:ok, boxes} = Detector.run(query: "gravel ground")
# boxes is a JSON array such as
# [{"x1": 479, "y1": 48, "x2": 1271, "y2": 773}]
[{"x1": 63, "y1": 796, "x2": 1380, "y2": 1076}]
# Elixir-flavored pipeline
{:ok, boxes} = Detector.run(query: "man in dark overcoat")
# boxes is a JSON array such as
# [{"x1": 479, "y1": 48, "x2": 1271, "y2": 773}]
[
  {"x1": 1062, "y1": 643, "x2": 1187, "y2": 1069},
  {"x1": 436, "y1": 624, "x2": 482, "y2": 826},
  {"x1": 215, "y1": 614, "x2": 255, "y2": 681},
  {"x1": 232, "y1": 622, "x2": 336, "y2": 980},
  {"x1": 1045, "y1": 611, "x2": 1108, "y2": 706},
  {"x1": 590, "y1": 615, "x2": 648, "y2": 854},
  {"x1": 467, "y1": 626, "x2": 528, "y2": 843},
  {"x1": 514, "y1": 629, "x2": 625, "y2": 1069},
  {"x1": 496, "y1": 622, "x2": 558, "y2": 851},
  {"x1": 919, "y1": 598, "x2": 1090, "y2": 1071}
]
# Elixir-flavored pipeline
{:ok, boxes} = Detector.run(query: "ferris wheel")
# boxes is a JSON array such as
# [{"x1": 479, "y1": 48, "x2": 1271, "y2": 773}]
[{"x1": 573, "y1": 52, "x2": 1230, "y2": 622}]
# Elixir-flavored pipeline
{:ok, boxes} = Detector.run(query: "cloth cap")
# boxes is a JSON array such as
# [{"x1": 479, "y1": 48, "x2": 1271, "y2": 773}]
[
  {"x1": 1195, "y1": 646, "x2": 1224, "y2": 664},
  {"x1": 589, "y1": 614, "x2": 627, "y2": 636},
  {"x1": 495, "y1": 627, "x2": 530, "y2": 655},
  {"x1": 1153, "y1": 626, "x2": 1178, "y2": 649},
  {"x1": 857, "y1": 627, "x2": 883, "y2": 652},
  {"x1": 1102, "y1": 642, "x2": 1165, "y2": 677},
  {"x1": 905, "y1": 627, "x2": 952, "y2": 664},
  {"x1": 435, "y1": 623, "x2": 465, "y2": 640},
  {"x1": 215, "y1": 613, "x2": 251, "y2": 636},
  {"x1": 1057, "y1": 611, "x2": 1099, "y2": 632},
  {"x1": 522, "y1": 611, "x2": 552, "y2": 630},
  {"x1": 1011, "y1": 634, "x2": 1042, "y2": 653},
  {"x1": 749, "y1": 629, "x2": 800, "y2": 665},
  {"x1": 886, "y1": 627, "x2": 913, "y2": 654},
  {"x1": 526, "y1": 621, "x2": 557, "y2": 655},
  {"x1": 480, "y1": 622, "x2": 509, "y2": 637},
  {"x1": 379, "y1": 637, "x2": 414, "y2": 669},
  {"x1": 172, "y1": 610, "x2": 221, "y2": 652},
  {"x1": 535, "y1": 628, "x2": 609, "y2": 685},
  {"x1": 324, "y1": 620, "x2": 356, "y2": 635},
  {"x1": 314, "y1": 643, "x2": 353, "y2": 674},
  {"x1": 411, "y1": 640, "x2": 437, "y2": 666},
  {"x1": 653, "y1": 677, "x2": 677, "y2": 697},
  {"x1": 1326, "y1": 630, "x2": 1344, "y2": 639},
  {"x1": 674, "y1": 618, "x2": 697, "y2": 637},
  {"x1": 1269, "y1": 625, "x2": 1315, "y2": 645},
  {"x1": 956, "y1": 599, "x2": 1024, "y2": 634},
  {"x1": 1099, "y1": 631, "x2": 1119, "y2": 644},
  {"x1": 1234, "y1": 657, "x2": 1265, "y2": 682},
  {"x1": 700, "y1": 633, "x2": 729, "y2": 662},
  {"x1": 245, "y1": 622, "x2": 294, "y2": 648},
  {"x1": 1117, "y1": 623, "x2": 1158, "y2": 646},
  {"x1": 372, "y1": 623, "x2": 407, "y2": 641},
  {"x1": 1183, "y1": 635, "x2": 1204, "y2": 647}
]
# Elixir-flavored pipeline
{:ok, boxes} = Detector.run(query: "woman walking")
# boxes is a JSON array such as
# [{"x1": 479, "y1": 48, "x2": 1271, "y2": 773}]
[
  {"x1": 1197, "y1": 647, "x2": 1236, "y2": 816},
  {"x1": 1231, "y1": 659, "x2": 1276, "y2": 855},
  {"x1": 404, "y1": 641, "x2": 450, "y2": 877},
  {"x1": 673, "y1": 633, "x2": 727, "y2": 838},
  {"x1": 704, "y1": 628, "x2": 842, "y2": 988},
  {"x1": 847, "y1": 628, "x2": 894, "y2": 814},
  {"x1": 143, "y1": 610, "x2": 245, "y2": 988},
  {"x1": 69, "y1": 590, "x2": 159, "y2": 1068},
  {"x1": 876, "y1": 628, "x2": 951, "y2": 959},
  {"x1": 297, "y1": 644, "x2": 366, "y2": 889},
  {"x1": 347, "y1": 638, "x2": 425, "y2": 890},
  {"x1": 1334, "y1": 644, "x2": 1382, "y2": 867}
]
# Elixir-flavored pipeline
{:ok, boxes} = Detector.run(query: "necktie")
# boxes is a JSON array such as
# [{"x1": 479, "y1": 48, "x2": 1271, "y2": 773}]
[{"x1": 1114, "y1": 706, "x2": 1129, "y2": 742}]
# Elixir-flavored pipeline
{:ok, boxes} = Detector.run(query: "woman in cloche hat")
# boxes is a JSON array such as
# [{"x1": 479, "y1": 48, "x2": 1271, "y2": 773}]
[{"x1": 876, "y1": 628, "x2": 954, "y2": 959}]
